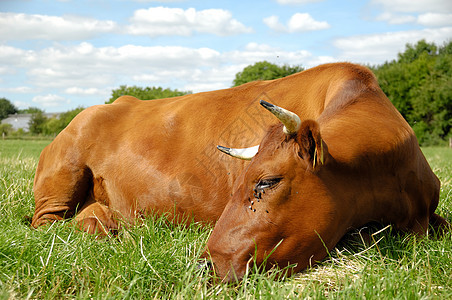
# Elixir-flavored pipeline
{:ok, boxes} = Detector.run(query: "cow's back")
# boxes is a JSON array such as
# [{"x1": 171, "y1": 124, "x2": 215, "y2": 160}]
[
  {"x1": 32, "y1": 62, "x2": 441, "y2": 235},
  {"x1": 32, "y1": 74, "x2": 333, "y2": 227}
]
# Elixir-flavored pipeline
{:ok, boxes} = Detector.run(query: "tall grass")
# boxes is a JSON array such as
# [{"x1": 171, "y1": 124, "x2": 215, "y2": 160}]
[{"x1": 0, "y1": 140, "x2": 451, "y2": 299}]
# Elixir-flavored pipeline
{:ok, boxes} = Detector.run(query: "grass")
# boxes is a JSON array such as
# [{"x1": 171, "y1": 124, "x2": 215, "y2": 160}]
[{"x1": 0, "y1": 139, "x2": 451, "y2": 299}]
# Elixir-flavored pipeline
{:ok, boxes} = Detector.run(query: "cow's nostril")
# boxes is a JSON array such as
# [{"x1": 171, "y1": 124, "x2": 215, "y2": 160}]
[{"x1": 196, "y1": 259, "x2": 213, "y2": 272}]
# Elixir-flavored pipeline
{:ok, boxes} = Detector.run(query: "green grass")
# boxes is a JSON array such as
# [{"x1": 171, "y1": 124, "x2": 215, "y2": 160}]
[{"x1": 0, "y1": 140, "x2": 451, "y2": 299}]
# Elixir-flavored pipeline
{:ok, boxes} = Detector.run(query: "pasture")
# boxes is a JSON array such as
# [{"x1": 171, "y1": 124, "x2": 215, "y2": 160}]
[{"x1": 0, "y1": 139, "x2": 451, "y2": 299}]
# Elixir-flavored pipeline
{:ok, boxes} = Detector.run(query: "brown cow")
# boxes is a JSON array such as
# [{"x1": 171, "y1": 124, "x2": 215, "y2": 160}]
[
  {"x1": 205, "y1": 69, "x2": 448, "y2": 281},
  {"x1": 32, "y1": 63, "x2": 335, "y2": 233},
  {"x1": 31, "y1": 63, "x2": 447, "y2": 281}
]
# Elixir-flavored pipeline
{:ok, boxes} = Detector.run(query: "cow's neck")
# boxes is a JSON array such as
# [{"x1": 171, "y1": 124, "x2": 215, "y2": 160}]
[{"x1": 323, "y1": 141, "x2": 421, "y2": 234}]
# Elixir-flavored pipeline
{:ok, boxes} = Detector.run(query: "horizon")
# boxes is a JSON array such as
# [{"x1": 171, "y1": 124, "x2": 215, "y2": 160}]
[{"x1": 1, "y1": 0, "x2": 451, "y2": 113}]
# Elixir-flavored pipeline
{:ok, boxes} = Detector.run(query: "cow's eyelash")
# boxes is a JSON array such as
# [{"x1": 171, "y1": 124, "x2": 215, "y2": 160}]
[{"x1": 256, "y1": 177, "x2": 282, "y2": 190}]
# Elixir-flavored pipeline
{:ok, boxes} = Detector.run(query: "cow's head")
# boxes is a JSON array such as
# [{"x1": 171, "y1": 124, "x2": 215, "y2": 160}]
[{"x1": 204, "y1": 101, "x2": 345, "y2": 282}]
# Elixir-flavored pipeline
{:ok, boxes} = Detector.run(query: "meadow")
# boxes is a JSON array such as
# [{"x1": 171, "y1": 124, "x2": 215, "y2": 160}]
[{"x1": 0, "y1": 139, "x2": 451, "y2": 299}]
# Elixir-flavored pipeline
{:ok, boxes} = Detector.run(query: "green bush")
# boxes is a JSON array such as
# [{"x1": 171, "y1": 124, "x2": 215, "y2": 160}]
[
  {"x1": 372, "y1": 40, "x2": 452, "y2": 145},
  {"x1": 233, "y1": 61, "x2": 304, "y2": 86},
  {"x1": 106, "y1": 85, "x2": 189, "y2": 104}
]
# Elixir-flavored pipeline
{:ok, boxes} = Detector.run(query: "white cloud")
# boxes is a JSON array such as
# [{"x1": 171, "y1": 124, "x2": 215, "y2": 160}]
[
  {"x1": 264, "y1": 13, "x2": 330, "y2": 33},
  {"x1": 129, "y1": 42, "x2": 329, "y2": 90},
  {"x1": 0, "y1": 9, "x2": 252, "y2": 41},
  {"x1": 0, "y1": 86, "x2": 36, "y2": 93},
  {"x1": 370, "y1": 0, "x2": 452, "y2": 13},
  {"x1": 64, "y1": 87, "x2": 111, "y2": 96},
  {"x1": 276, "y1": 0, "x2": 324, "y2": 4},
  {"x1": 14, "y1": 43, "x2": 223, "y2": 90},
  {"x1": 0, "y1": 66, "x2": 9, "y2": 76},
  {"x1": 182, "y1": 66, "x2": 243, "y2": 92},
  {"x1": 288, "y1": 13, "x2": 330, "y2": 31},
  {"x1": 13, "y1": 101, "x2": 32, "y2": 110},
  {"x1": 0, "y1": 45, "x2": 28, "y2": 65},
  {"x1": 225, "y1": 42, "x2": 334, "y2": 68},
  {"x1": 1, "y1": 41, "x2": 335, "y2": 109},
  {"x1": 132, "y1": 0, "x2": 186, "y2": 2},
  {"x1": 372, "y1": 0, "x2": 452, "y2": 27},
  {"x1": 32, "y1": 94, "x2": 70, "y2": 108},
  {"x1": 375, "y1": 12, "x2": 416, "y2": 24},
  {"x1": 375, "y1": 11, "x2": 452, "y2": 27},
  {"x1": 1, "y1": 42, "x2": 224, "y2": 93},
  {"x1": 334, "y1": 27, "x2": 452, "y2": 64},
  {"x1": 263, "y1": 16, "x2": 286, "y2": 32},
  {"x1": 417, "y1": 13, "x2": 452, "y2": 27},
  {"x1": 127, "y1": 7, "x2": 253, "y2": 37},
  {"x1": 0, "y1": 13, "x2": 117, "y2": 41}
]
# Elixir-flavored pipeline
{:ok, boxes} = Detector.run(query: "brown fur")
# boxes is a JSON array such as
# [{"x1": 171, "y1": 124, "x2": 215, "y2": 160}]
[
  {"x1": 31, "y1": 63, "x2": 446, "y2": 281},
  {"x1": 204, "y1": 64, "x2": 446, "y2": 282}
]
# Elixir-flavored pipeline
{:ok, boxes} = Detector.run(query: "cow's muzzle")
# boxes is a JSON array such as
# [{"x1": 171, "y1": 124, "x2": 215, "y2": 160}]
[{"x1": 196, "y1": 259, "x2": 213, "y2": 274}]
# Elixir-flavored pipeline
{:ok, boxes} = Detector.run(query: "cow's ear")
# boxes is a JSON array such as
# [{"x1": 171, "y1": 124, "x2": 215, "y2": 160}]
[{"x1": 296, "y1": 120, "x2": 328, "y2": 170}]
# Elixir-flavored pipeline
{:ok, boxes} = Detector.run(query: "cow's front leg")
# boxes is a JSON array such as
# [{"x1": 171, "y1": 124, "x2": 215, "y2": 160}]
[{"x1": 74, "y1": 197, "x2": 119, "y2": 236}]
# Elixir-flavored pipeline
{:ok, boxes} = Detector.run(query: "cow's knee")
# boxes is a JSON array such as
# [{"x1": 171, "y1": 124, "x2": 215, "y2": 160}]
[
  {"x1": 77, "y1": 216, "x2": 119, "y2": 236},
  {"x1": 32, "y1": 165, "x2": 92, "y2": 228},
  {"x1": 74, "y1": 199, "x2": 119, "y2": 236},
  {"x1": 31, "y1": 206, "x2": 75, "y2": 229},
  {"x1": 429, "y1": 213, "x2": 451, "y2": 237},
  {"x1": 31, "y1": 213, "x2": 64, "y2": 228}
]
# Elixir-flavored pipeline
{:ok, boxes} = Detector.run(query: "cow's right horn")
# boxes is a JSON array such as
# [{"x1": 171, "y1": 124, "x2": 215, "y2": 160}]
[
  {"x1": 216, "y1": 145, "x2": 259, "y2": 160},
  {"x1": 260, "y1": 100, "x2": 301, "y2": 135}
]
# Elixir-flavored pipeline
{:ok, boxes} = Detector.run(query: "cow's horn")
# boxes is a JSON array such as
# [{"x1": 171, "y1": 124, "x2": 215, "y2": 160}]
[
  {"x1": 216, "y1": 145, "x2": 259, "y2": 160},
  {"x1": 260, "y1": 100, "x2": 301, "y2": 135}
]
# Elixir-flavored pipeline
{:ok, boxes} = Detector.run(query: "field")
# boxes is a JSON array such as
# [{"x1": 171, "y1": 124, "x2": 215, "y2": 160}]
[{"x1": 0, "y1": 139, "x2": 451, "y2": 299}]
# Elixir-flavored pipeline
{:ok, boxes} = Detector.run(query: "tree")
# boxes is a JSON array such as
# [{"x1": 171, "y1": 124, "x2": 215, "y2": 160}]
[
  {"x1": 42, "y1": 107, "x2": 85, "y2": 136},
  {"x1": 21, "y1": 106, "x2": 85, "y2": 136},
  {"x1": 0, "y1": 98, "x2": 18, "y2": 120},
  {"x1": 233, "y1": 61, "x2": 304, "y2": 86},
  {"x1": 19, "y1": 107, "x2": 43, "y2": 114},
  {"x1": 42, "y1": 117, "x2": 62, "y2": 136},
  {"x1": 0, "y1": 123, "x2": 12, "y2": 137},
  {"x1": 28, "y1": 109, "x2": 47, "y2": 135},
  {"x1": 58, "y1": 107, "x2": 85, "y2": 129},
  {"x1": 397, "y1": 40, "x2": 437, "y2": 63},
  {"x1": 106, "y1": 86, "x2": 189, "y2": 104},
  {"x1": 372, "y1": 39, "x2": 452, "y2": 145},
  {"x1": 409, "y1": 56, "x2": 452, "y2": 145}
]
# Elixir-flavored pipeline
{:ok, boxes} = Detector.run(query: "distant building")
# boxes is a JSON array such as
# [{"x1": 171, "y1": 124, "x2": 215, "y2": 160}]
[{"x1": 1, "y1": 113, "x2": 60, "y2": 131}]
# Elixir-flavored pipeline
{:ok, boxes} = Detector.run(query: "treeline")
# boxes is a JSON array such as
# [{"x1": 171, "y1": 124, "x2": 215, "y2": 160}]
[
  {"x1": 105, "y1": 85, "x2": 189, "y2": 104},
  {"x1": 232, "y1": 61, "x2": 304, "y2": 86},
  {"x1": 232, "y1": 40, "x2": 452, "y2": 145},
  {"x1": 0, "y1": 86, "x2": 189, "y2": 137},
  {"x1": 1, "y1": 39, "x2": 450, "y2": 144},
  {"x1": 28, "y1": 107, "x2": 86, "y2": 136},
  {"x1": 0, "y1": 107, "x2": 86, "y2": 138},
  {"x1": 371, "y1": 40, "x2": 452, "y2": 145}
]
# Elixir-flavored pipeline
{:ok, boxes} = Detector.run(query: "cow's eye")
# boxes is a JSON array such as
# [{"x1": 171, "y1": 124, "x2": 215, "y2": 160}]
[{"x1": 256, "y1": 177, "x2": 282, "y2": 190}]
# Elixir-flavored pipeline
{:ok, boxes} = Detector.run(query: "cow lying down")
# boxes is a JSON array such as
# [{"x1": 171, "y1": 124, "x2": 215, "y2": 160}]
[{"x1": 31, "y1": 63, "x2": 449, "y2": 282}]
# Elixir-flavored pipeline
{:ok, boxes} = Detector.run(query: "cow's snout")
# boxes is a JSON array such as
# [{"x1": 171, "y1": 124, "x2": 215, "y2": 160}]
[{"x1": 196, "y1": 259, "x2": 213, "y2": 273}]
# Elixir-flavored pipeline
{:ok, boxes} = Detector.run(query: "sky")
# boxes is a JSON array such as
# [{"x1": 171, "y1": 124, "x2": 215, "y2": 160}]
[{"x1": 0, "y1": 0, "x2": 451, "y2": 113}]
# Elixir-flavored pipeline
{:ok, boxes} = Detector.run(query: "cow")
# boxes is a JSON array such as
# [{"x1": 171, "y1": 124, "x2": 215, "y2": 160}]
[
  {"x1": 31, "y1": 63, "x2": 447, "y2": 282},
  {"x1": 205, "y1": 69, "x2": 449, "y2": 281}
]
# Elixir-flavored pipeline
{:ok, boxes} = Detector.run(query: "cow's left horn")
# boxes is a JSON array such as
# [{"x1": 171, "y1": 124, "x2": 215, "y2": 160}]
[
  {"x1": 216, "y1": 145, "x2": 259, "y2": 160},
  {"x1": 260, "y1": 100, "x2": 301, "y2": 135}
]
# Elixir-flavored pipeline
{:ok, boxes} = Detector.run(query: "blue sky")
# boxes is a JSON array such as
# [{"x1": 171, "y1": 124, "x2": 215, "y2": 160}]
[{"x1": 1, "y1": 0, "x2": 451, "y2": 112}]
